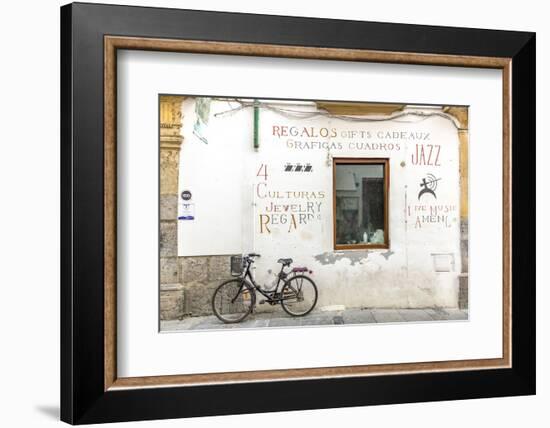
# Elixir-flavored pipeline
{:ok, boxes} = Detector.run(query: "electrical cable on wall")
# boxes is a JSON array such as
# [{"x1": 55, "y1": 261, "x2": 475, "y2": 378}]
[{"x1": 213, "y1": 98, "x2": 461, "y2": 129}]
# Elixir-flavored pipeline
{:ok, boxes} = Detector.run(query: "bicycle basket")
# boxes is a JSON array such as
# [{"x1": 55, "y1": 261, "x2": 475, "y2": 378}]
[{"x1": 230, "y1": 255, "x2": 244, "y2": 276}]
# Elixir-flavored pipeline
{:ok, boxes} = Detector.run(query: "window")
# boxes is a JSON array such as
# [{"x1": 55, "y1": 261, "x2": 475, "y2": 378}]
[{"x1": 333, "y1": 158, "x2": 389, "y2": 249}]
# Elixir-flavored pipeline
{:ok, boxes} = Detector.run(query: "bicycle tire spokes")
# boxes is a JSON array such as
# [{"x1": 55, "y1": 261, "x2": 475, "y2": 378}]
[
  {"x1": 281, "y1": 275, "x2": 318, "y2": 316},
  {"x1": 212, "y1": 280, "x2": 254, "y2": 323}
]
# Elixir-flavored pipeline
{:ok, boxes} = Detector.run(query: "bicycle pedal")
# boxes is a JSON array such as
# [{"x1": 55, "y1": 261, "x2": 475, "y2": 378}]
[{"x1": 259, "y1": 300, "x2": 266, "y2": 305}]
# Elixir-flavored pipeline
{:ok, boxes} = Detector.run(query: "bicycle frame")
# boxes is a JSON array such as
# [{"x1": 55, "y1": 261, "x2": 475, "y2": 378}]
[
  {"x1": 215, "y1": 255, "x2": 317, "y2": 323},
  {"x1": 240, "y1": 259, "x2": 294, "y2": 303}
]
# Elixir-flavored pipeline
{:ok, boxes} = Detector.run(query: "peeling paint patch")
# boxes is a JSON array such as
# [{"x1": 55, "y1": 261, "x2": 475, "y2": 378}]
[
  {"x1": 314, "y1": 251, "x2": 369, "y2": 266},
  {"x1": 380, "y1": 250, "x2": 395, "y2": 260}
]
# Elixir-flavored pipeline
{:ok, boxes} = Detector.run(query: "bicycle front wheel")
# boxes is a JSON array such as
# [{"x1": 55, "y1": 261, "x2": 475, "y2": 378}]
[
  {"x1": 281, "y1": 275, "x2": 318, "y2": 317},
  {"x1": 212, "y1": 279, "x2": 255, "y2": 323}
]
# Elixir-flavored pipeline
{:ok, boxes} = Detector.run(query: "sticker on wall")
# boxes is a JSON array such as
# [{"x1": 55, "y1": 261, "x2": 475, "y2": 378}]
[
  {"x1": 418, "y1": 173, "x2": 441, "y2": 200},
  {"x1": 178, "y1": 203, "x2": 195, "y2": 220},
  {"x1": 284, "y1": 163, "x2": 313, "y2": 172},
  {"x1": 181, "y1": 190, "x2": 192, "y2": 201}
]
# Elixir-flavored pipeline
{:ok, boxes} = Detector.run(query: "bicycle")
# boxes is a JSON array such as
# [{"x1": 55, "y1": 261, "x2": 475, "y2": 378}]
[{"x1": 212, "y1": 253, "x2": 318, "y2": 324}]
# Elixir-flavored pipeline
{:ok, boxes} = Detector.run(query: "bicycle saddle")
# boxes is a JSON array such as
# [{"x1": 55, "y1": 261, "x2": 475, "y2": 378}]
[{"x1": 277, "y1": 258, "x2": 293, "y2": 266}]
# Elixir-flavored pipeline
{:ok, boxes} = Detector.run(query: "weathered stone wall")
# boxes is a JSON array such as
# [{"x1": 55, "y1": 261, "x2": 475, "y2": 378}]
[
  {"x1": 450, "y1": 107, "x2": 469, "y2": 311},
  {"x1": 159, "y1": 95, "x2": 185, "y2": 321},
  {"x1": 160, "y1": 283, "x2": 184, "y2": 320},
  {"x1": 442, "y1": 106, "x2": 469, "y2": 310},
  {"x1": 178, "y1": 255, "x2": 233, "y2": 317},
  {"x1": 459, "y1": 219, "x2": 469, "y2": 309}
]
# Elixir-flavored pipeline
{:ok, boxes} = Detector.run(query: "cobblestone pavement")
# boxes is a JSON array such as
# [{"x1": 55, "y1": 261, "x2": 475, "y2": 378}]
[{"x1": 161, "y1": 307, "x2": 468, "y2": 332}]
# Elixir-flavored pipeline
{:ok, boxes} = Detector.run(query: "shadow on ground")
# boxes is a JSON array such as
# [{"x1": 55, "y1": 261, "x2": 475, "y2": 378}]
[{"x1": 35, "y1": 405, "x2": 59, "y2": 420}]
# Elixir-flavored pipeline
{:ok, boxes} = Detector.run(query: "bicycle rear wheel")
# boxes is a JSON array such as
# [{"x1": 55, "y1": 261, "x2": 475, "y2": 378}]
[
  {"x1": 281, "y1": 275, "x2": 318, "y2": 317},
  {"x1": 212, "y1": 279, "x2": 255, "y2": 323}
]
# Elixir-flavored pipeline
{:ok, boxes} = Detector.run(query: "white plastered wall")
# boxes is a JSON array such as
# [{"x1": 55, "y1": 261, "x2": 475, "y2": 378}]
[{"x1": 178, "y1": 99, "x2": 463, "y2": 309}]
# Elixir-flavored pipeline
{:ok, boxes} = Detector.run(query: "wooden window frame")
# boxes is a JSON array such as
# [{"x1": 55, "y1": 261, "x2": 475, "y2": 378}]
[{"x1": 332, "y1": 158, "x2": 390, "y2": 250}]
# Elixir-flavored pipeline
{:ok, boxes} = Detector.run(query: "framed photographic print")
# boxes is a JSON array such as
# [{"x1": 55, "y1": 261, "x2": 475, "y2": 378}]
[{"x1": 60, "y1": 2, "x2": 536, "y2": 424}]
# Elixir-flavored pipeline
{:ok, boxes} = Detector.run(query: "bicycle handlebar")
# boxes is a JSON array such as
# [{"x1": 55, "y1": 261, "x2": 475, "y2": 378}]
[{"x1": 247, "y1": 253, "x2": 261, "y2": 258}]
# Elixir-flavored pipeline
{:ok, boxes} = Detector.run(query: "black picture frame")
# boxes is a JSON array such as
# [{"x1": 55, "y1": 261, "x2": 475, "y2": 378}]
[{"x1": 61, "y1": 2, "x2": 535, "y2": 424}]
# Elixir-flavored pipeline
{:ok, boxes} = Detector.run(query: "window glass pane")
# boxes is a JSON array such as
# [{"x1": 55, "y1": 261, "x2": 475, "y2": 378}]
[{"x1": 335, "y1": 163, "x2": 385, "y2": 246}]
